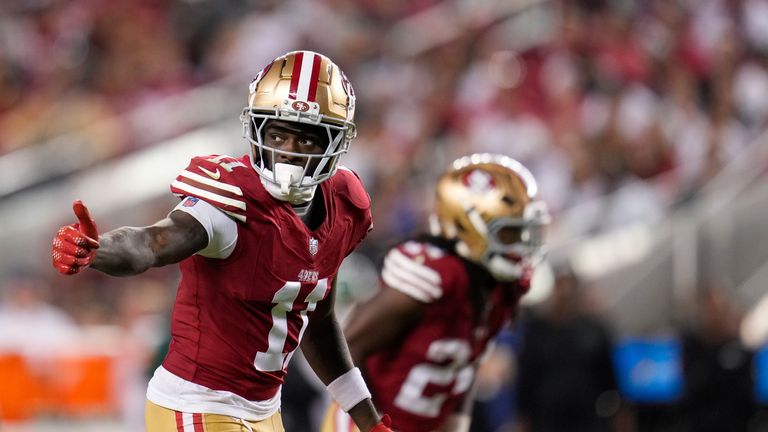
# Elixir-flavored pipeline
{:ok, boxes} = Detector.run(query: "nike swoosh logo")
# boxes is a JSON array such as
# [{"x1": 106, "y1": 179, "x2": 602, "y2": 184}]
[{"x1": 199, "y1": 166, "x2": 221, "y2": 180}]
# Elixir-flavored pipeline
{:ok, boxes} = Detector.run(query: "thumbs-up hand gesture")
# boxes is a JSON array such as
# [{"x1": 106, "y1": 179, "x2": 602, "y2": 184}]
[{"x1": 52, "y1": 200, "x2": 100, "y2": 275}]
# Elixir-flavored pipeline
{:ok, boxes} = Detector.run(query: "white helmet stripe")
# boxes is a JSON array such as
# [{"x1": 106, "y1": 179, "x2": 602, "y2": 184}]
[{"x1": 289, "y1": 51, "x2": 320, "y2": 102}]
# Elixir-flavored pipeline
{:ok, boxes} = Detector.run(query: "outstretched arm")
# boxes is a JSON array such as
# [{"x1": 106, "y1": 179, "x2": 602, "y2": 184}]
[
  {"x1": 301, "y1": 279, "x2": 392, "y2": 432},
  {"x1": 92, "y1": 210, "x2": 207, "y2": 276},
  {"x1": 52, "y1": 200, "x2": 208, "y2": 277}
]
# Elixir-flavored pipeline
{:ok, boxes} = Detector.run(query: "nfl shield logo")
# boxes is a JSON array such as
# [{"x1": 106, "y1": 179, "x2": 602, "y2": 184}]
[{"x1": 309, "y1": 237, "x2": 319, "y2": 256}]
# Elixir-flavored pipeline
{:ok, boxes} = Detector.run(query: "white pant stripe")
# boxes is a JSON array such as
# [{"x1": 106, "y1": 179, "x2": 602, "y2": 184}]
[{"x1": 182, "y1": 412, "x2": 195, "y2": 432}]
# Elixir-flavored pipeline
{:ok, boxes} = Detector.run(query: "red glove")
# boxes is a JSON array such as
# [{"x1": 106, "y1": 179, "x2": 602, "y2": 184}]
[
  {"x1": 52, "y1": 200, "x2": 100, "y2": 275},
  {"x1": 369, "y1": 415, "x2": 393, "y2": 432}
]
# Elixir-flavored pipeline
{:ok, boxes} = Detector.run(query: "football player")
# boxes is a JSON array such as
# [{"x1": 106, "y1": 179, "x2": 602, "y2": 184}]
[
  {"x1": 51, "y1": 51, "x2": 393, "y2": 432},
  {"x1": 321, "y1": 154, "x2": 550, "y2": 432}
]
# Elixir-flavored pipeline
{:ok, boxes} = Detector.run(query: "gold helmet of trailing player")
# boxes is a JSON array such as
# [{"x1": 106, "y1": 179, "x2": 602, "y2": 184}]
[{"x1": 430, "y1": 153, "x2": 550, "y2": 281}]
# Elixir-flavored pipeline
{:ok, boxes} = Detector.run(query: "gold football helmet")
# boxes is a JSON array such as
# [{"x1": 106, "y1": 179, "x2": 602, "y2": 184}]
[
  {"x1": 241, "y1": 50, "x2": 356, "y2": 188},
  {"x1": 430, "y1": 154, "x2": 550, "y2": 281}
]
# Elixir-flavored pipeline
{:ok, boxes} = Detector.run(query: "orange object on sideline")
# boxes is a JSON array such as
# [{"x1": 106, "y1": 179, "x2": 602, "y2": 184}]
[
  {"x1": 0, "y1": 354, "x2": 44, "y2": 421},
  {"x1": 0, "y1": 353, "x2": 117, "y2": 420},
  {"x1": 50, "y1": 355, "x2": 115, "y2": 416}
]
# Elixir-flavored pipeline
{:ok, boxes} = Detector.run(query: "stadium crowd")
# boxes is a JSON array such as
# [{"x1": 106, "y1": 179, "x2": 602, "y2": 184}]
[
  {"x1": 1, "y1": 0, "x2": 768, "y2": 430},
  {"x1": 3, "y1": 0, "x2": 768, "y2": 224}
]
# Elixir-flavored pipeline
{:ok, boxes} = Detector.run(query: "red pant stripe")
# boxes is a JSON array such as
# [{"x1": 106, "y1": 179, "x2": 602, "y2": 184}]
[
  {"x1": 175, "y1": 411, "x2": 184, "y2": 432},
  {"x1": 193, "y1": 413, "x2": 204, "y2": 432}
]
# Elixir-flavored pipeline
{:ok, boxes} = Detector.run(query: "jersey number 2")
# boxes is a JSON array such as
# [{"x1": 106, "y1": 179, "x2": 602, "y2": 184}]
[
  {"x1": 394, "y1": 339, "x2": 474, "y2": 417},
  {"x1": 253, "y1": 279, "x2": 328, "y2": 372}
]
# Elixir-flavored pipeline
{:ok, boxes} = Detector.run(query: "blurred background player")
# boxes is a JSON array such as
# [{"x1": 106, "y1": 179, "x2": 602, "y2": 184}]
[
  {"x1": 51, "y1": 50, "x2": 393, "y2": 432},
  {"x1": 321, "y1": 153, "x2": 550, "y2": 432}
]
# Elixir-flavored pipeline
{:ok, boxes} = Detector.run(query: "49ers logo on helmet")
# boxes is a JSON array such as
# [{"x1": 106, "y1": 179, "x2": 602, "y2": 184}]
[
  {"x1": 463, "y1": 169, "x2": 496, "y2": 194},
  {"x1": 292, "y1": 101, "x2": 310, "y2": 112},
  {"x1": 340, "y1": 71, "x2": 355, "y2": 98}
]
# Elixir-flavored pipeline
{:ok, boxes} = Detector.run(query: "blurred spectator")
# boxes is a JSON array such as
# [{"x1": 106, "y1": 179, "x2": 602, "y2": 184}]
[
  {"x1": 680, "y1": 287, "x2": 758, "y2": 432},
  {"x1": 2, "y1": 0, "x2": 766, "y2": 228},
  {"x1": 0, "y1": 271, "x2": 79, "y2": 360},
  {"x1": 515, "y1": 267, "x2": 621, "y2": 432}
]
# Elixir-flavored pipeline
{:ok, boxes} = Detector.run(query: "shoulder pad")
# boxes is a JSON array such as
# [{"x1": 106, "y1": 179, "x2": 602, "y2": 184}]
[
  {"x1": 334, "y1": 166, "x2": 371, "y2": 210},
  {"x1": 170, "y1": 155, "x2": 250, "y2": 223},
  {"x1": 381, "y1": 241, "x2": 448, "y2": 303}
]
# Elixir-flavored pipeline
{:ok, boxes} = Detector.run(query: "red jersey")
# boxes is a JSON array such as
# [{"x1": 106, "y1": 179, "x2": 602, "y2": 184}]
[
  {"x1": 366, "y1": 239, "x2": 522, "y2": 432},
  {"x1": 165, "y1": 154, "x2": 372, "y2": 401}
]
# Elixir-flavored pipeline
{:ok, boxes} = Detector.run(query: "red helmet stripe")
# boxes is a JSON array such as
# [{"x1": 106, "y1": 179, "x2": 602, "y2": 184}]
[
  {"x1": 289, "y1": 51, "x2": 304, "y2": 99},
  {"x1": 306, "y1": 53, "x2": 321, "y2": 102}
]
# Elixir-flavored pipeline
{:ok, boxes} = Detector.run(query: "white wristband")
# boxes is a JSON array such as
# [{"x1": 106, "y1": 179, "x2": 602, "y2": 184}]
[{"x1": 327, "y1": 367, "x2": 372, "y2": 412}]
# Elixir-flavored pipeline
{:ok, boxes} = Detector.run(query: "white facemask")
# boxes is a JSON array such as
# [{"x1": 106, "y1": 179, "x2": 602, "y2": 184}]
[{"x1": 260, "y1": 163, "x2": 317, "y2": 205}]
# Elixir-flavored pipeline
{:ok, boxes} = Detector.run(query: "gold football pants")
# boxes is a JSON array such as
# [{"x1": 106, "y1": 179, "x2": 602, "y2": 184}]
[{"x1": 145, "y1": 400, "x2": 284, "y2": 432}]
